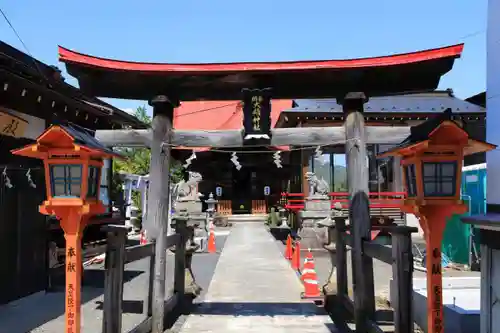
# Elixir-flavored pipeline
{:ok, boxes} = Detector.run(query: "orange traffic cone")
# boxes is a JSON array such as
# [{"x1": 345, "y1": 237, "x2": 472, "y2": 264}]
[
  {"x1": 285, "y1": 235, "x2": 293, "y2": 260},
  {"x1": 208, "y1": 227, "x2": 216, "y2": 253},
  {"x1": 140, "y1": 230, "x2": 147, "y2": 245},
  {"x1": 291, "y1": 241, "x2": 301, "y2": 271},
  {"x1": 301, "y1": 249, "x2": 321, "y2": 298}
]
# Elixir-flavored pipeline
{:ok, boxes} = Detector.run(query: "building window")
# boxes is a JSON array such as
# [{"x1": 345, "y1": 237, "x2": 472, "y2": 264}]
[
  {"x1": 87, "y1": 166, "x2": 99, "y2": 198},
  {"x1": 100, "y1": 159, "x2": 111, "y2": 210},
  {"x1": 50, "y1": 164, "x2": 82, "y2": 197},
  {"x1": 307, "y1": 152, "x2": 347, "y2": 192},
  {"x1": 404, "y1": 164, "x2": 417, "y2": 197},
  {"x1": 422, "y1": 162, "x2": 457, "y2": 197}
]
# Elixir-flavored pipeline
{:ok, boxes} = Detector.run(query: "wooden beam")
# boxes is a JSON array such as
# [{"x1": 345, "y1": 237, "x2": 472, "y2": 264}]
[
  {"x1": 101, "y1": 225, "x2": 128, "y2": 333},
  {"x1": 124, "y1": 243, "x2": 155, "y2": 264},
  {"x1": 391, "y1": 230, "x2": 415, "y2": 333},
  {"x1": 95, "y1": 126, "x2": 410, "y2": 148},
  {"x1": 362, "y1": 241, "x2": 392, "y2": 265},
  {"x1": 335, "y1": 217, "x2": 349, "y2": 298},
  {"x1": 344, "y1": 93, "x2": 376, "y2": 332},
  {"x1": 148, "y1": 96, "x2": 174, "y2": 333},
  {"x1": 95, "y1": 129, "x2": 152, "y2": 147}
]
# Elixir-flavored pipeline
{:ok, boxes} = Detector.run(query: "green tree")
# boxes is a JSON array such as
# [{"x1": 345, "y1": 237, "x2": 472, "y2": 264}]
[
  {"x1": 113, "y1": 106, "x2": 152, "y2": 175},
  {"x1": 112, "y1": 106, "x2": 184, "y2": 206}
]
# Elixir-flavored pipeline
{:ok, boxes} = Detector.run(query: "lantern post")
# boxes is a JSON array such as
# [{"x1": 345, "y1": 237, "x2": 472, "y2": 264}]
[
  {"x1": 11, "y1": 124, "x2": 122, "y2": 333},
  {"x1": 378, "y1": 110, "x2": 496, "y2": 333}
]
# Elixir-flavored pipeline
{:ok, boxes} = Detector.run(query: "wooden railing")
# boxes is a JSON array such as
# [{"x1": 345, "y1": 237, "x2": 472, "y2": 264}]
[
  {"x1": 251, "y1": 200, "x2": 266, "y2": 214},
  {"x1": 333, "y1": 219, "x2": 417, "y2": 333},
  {"x1": 217, "y1": 200, "x2": 232, "y2": 215},
  {"x1": 281, "y1": 191, "x2": 406, "y2": 211},
  {"x1": 100, "y1": 217, "x2": 188, "y2": 333}
]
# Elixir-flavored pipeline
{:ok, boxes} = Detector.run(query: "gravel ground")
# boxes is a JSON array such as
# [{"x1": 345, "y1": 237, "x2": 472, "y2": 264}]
[{"x1": 0, "y1": 232, "x2": 229, "y2": 333}]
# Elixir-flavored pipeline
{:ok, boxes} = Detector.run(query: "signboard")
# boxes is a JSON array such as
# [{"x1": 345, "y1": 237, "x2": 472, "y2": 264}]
[
  {"x1": 264, "y1": 186, "x2": 270, "y2": 196},
  {"x1": 216, "y1": 186, "x2": 222, "y2": 196},
  {"x1": 465, "y1": 174, "x2": 478, "y2": 183},
  {"x1": 0, "y1": 110, "x2": 28, "y2": 138},
  {"x1": 242, "y1": 88, "x2": 272, "y2": 140}
]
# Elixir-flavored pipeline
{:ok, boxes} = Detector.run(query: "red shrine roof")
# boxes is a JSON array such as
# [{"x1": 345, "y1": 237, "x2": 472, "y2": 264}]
[
  {"x1": 173, "y1": 99, "x2": 293, "y2": 152},
  {"x1": 173, "y1": 99, "x2": 292, "y2": 130},
  {"x1": 58, "y1": 44, "x2": 464, "y2": 101}
]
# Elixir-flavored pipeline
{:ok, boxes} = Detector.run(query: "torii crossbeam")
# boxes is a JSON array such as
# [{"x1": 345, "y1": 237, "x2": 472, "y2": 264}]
[{"x1": 95, "y1": 126, "x2": 411, "y2": 148}]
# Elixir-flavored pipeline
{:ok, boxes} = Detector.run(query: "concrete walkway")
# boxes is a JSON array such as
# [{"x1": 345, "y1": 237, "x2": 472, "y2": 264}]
[{"x1": 179, "y1": 223, "x2": 337, "y2": 333}]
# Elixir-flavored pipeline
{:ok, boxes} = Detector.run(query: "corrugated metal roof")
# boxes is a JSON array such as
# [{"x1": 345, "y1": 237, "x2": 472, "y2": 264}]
[
  {"x1": 60, "y1": 123, "x2": 119, "y2": 156},
  {"x1": 286, "y1": 91, "x2": 484, "y2": 114}
]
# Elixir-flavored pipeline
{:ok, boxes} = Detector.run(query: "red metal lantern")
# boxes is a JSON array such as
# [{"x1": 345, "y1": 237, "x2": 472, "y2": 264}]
[
  {"x1": 379, "y1": 110, "x2": 495, "y2": 333},
  {"x1": 12, "y1": 124, "x2": 122, "y2": 333}
]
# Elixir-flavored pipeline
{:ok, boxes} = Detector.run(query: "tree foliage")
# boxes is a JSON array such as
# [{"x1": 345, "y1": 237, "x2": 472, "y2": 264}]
[
  {"x1": 111, "y1": 106, "x2": 184, "y2": 206},
  {"x1": 113, "y1": 106, "x2": 152, "y2": 175}
]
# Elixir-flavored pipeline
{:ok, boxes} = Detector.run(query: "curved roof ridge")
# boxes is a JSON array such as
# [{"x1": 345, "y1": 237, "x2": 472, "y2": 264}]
[{"x1": 58, "y1": 44, "x2": 464, "y2": 72}]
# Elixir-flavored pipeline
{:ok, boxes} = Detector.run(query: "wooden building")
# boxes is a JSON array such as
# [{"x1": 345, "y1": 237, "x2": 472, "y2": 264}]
[
  {"x1": 173, "y1": 100, "x2": 293, "y2": 214},
  {"x1": 171, "y1": 90, "x2": 485, "y2": 214},
  {"x1": 0, "y1": 41, "x2": 145, "y2": 304}
]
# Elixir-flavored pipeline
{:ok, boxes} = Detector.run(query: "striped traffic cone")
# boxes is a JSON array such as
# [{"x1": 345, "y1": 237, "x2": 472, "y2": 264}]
[
  {"x1": 207, "y1": 227, "x2": 216, "y2": 253},
  {"x1": 301, "y1": 249, "x2": 321, "y2": 298},
  {"x1": 284, "y1": 235, "x2": 293, "y2": 260}
]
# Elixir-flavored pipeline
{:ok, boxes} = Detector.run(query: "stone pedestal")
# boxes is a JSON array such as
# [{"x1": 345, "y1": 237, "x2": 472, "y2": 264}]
[
  {"x1": 184, "y1": 245, "x2": 202, "y2": 296},
  {"x1": 175, "y1": 199, "x2": 208, "y2": 253},
  {"x1": 297, "y1": 195, "x2": 331, "y2": 251},
  {"x1": 320, "y1": 217, "x2": 343, "y2": 296},
  {"x1": 175, "y1": 200, "x2": 203, "y2": 213}
]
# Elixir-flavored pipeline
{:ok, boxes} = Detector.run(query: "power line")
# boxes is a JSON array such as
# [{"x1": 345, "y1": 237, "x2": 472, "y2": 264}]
[
  {"x1": 0, "y1": 6, "x2": 48, "y2": 81},
  {"x1": 164, "y1": 137, "x2": 362, "y2": 154},
  {"x1": 176, "y1": 102, "x2": 240, "y2": 117}
]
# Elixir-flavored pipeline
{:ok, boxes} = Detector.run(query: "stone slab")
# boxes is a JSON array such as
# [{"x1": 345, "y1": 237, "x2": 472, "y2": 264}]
[
  {"x1": 179, "y1": 223, "x2": 337, "y2": 332},
  {"x1": 304, "y1": 199, "x2": 331, "y2": 211},
  {"x1": 299, "y1": 210, "x2": 331, "y2": 219},
  {"x1": 176, "y1": 201, "x2": 203, "y2": 213},
  {"x1": 390, "y1": 276, "x2": 481, "y2": 333}
]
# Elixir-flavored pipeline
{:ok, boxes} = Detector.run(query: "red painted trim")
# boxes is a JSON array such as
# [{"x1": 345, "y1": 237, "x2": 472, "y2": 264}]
[
  {"x1": 282, "y1": 191, "x2": 406, "y2": 211},
  {"x1": 282, "y1": 191, "x2": 407, "y2": 197},
  {"x1": 59, "y1": 44, "x2": 464, "y2": 73}
]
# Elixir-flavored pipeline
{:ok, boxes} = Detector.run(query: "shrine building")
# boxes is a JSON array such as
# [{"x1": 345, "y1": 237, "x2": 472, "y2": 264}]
[{"x1": 172, "y1": 90, "x2": 485, "y2": 215}]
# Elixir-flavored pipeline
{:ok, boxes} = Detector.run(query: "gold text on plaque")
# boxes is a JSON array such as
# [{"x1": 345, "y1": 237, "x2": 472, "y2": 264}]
[{"x1": 251, "y1": 96, "x2": 262, "y2": 131}]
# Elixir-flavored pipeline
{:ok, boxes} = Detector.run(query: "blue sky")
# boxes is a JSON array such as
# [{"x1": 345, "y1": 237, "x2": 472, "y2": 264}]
[{"x1": 1, "y1": 0, "x2": 487, "y2": 116}]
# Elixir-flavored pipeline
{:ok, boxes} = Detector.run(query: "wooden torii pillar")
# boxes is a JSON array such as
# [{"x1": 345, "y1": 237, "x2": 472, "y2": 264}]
[
  {"x1": 342, "y1": 92, "x2": 376, "y2": 331},
  {"x1": 148, "y1": 95, "x2": 178, "y2": 333}
]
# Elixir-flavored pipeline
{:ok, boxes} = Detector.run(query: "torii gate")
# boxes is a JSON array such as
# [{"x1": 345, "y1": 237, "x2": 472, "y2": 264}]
[{"x1": 59, "y1": 43, "x2": 464, "y2": 333}]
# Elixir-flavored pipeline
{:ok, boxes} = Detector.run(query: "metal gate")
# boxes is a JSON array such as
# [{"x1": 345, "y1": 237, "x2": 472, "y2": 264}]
[{"x1": 0, "y1": 168, "x2": 48, "y2": 304}]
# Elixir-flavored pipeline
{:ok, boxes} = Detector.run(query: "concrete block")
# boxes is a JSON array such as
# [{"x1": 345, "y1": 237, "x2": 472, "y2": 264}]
[
  {"x1": 390, "y1": 276, "x2": 480, "y2": 333},
  {"x1": 304, "y1": 199, "x2": 331, "y2": 211}
]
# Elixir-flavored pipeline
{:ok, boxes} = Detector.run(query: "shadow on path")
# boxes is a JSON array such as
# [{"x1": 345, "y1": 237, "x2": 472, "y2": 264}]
[
  {"x1": 326, "y1": 295, "x2": 397, "y2": 333},
  {"x1": 192, "y1": 301, "x2": 326, "y2": 316},
  {"x1": 0, "y1": 270, "x2": 144, "y2": 333},
  {"x1": 180, "y1": 301, "x2": 338, "y2": 332}
]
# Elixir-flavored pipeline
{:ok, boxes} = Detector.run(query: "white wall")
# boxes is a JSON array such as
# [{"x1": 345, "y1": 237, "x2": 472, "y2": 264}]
[{"x1": 487, "y1": 0, "x2": 500, "y2": 205}]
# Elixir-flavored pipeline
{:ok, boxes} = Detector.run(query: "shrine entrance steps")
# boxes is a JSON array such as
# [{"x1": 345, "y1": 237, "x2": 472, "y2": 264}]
[
  {"x1": 227, "y1": 214, "x2": 268, "y2": 223},
  {"x1": 179, "y1": 222, "x2": 337, "y2": 333}
]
